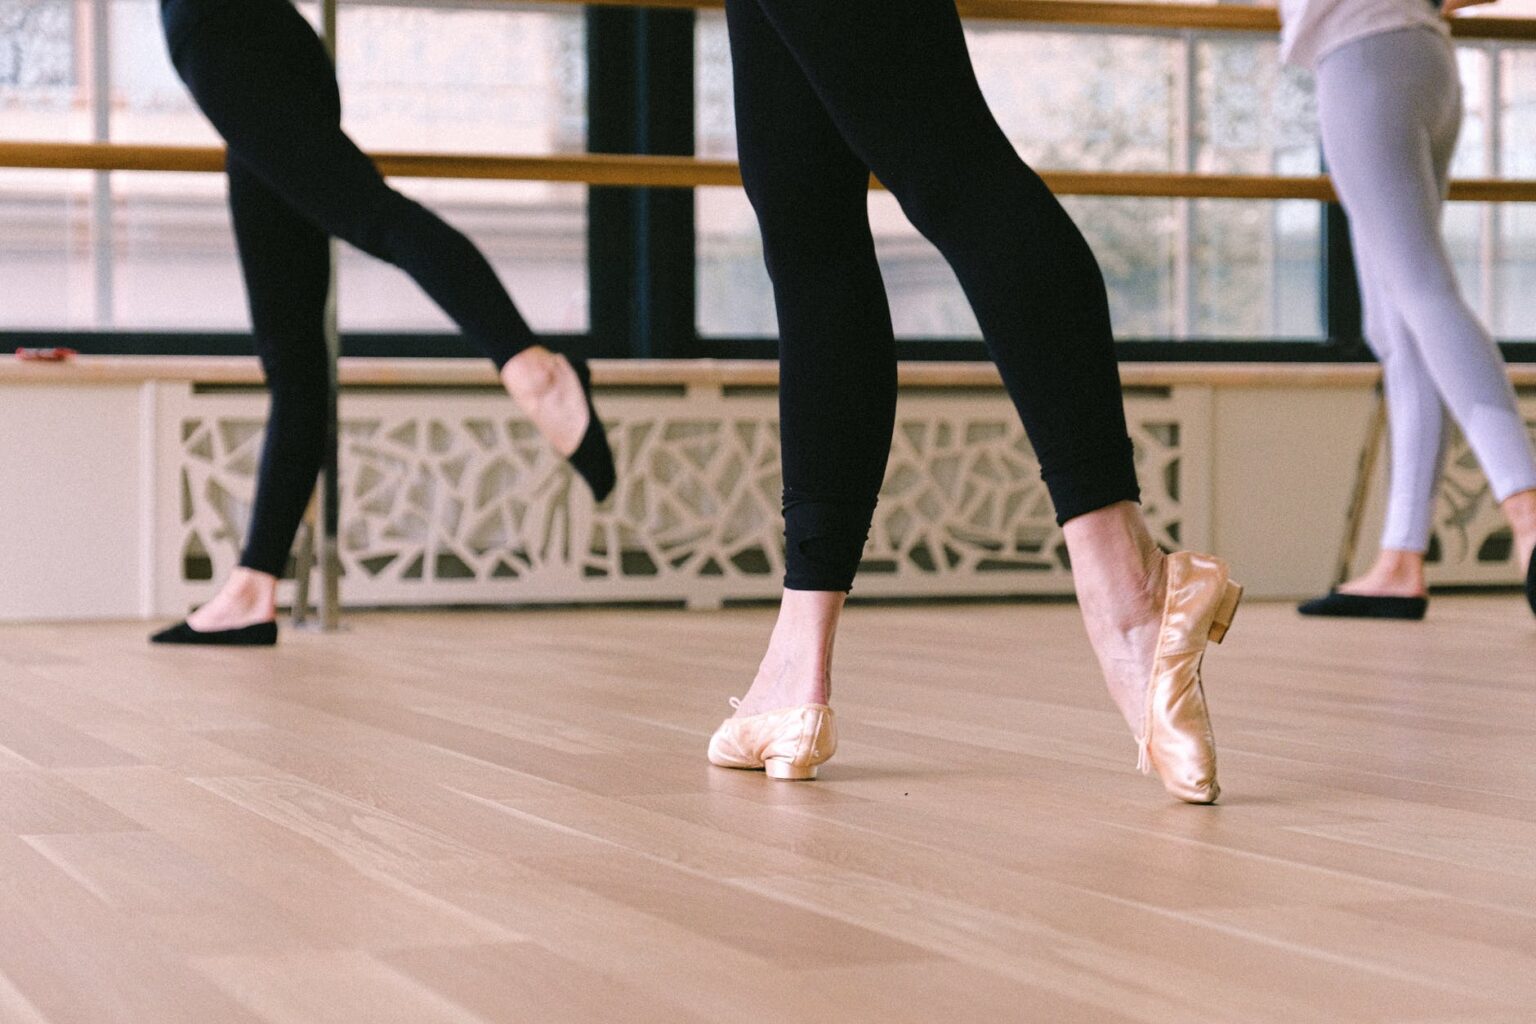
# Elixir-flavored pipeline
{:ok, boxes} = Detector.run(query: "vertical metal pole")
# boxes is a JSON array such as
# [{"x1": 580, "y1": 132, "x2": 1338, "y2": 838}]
[
  {"x1": 89, "y1": 0, "x2": 113, "y2": 327},
  {"x1": 290, "y1": 517, "x2": 315, "y2": 626},
  {"x1": 317, "y1": 0, "x2": 343, "y2": 630},
  {"x1": 1173, "y1": 31, "x2": 1195, "y2": 338}
]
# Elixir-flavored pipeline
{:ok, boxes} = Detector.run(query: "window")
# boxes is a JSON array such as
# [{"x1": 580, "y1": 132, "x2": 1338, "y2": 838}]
[
  {"x1": 4, "y1": 1, "x2": 1536, "y2": 356},
  {"x1": 1, "y1": 0, "x2": 89, "y2": 327},
  {"x1": 696, "y1": 15, "x2": 1327, "y2": 342},
  {"x1": 0, "y1": 0, "x2": 80, "y2": 139},
  {"x1": 694, "y1": 11, "x2": 1536, "y2": 349},
  {"x1": 0, "y1": 0, "x2": 588, "y2": 335},
  {"x1": 332, "y1": 2, "x2": 588, "y2": 334}
]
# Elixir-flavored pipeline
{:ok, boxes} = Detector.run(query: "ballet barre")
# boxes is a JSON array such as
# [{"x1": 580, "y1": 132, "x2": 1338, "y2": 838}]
[
  {"x1": 12, "y1": 143, "x2": 1536, "y2": 204},
  {"x1": 521, "y1": 0, "x2": 1536, "y2": 41},
  {"x1": 7, "y1": 355, "x2": 1535, "y2": 390}
]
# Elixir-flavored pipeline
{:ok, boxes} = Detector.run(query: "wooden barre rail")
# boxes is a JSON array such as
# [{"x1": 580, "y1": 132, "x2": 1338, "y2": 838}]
[
  {"x1": 0, "y1": 145, "x2": 742, "y2": 186},
  {"x1": 10, "y1": 142, "x2": 1536, "y2": 202},
  {"x1": 5, "y1": 355, "x2": 1536, "y2": 389},
  {"x1": 533, "y1": 0, "x2": 1536, "y2": 40}
]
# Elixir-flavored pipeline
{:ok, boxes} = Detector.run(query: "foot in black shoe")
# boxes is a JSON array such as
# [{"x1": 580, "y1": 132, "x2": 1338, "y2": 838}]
[
  {"x1": 1297, "y1": 590, "x2": 1427, "y2": 620},
  {"x1": 150, "y1": 620, "x2": 278, "y2": 646},
  {"x1": 568, "y1": 357, "x2": 616, "y2": 502},
  {"x1": 1526, "y1": 550, "x2": 1536, "y2": 618}
]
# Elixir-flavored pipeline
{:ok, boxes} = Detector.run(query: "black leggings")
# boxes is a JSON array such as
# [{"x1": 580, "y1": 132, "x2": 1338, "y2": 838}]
[
  {"x1": 726, "y1": 0, "x2": 1141, "y2": 592},
  {"x1": 161, "y1": 0, "x2": 533, "y2": 576}
]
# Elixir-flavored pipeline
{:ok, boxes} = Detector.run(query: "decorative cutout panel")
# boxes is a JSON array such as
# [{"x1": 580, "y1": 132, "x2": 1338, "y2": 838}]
[
  {"x1": 155, "y1": 384, "x2": 1206, "y2": 613},
  {"x1": 1420, "y1": 401, "x2": 1536, "y2": 587}
]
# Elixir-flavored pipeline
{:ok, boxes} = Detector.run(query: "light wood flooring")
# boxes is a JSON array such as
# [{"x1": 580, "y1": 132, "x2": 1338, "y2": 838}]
[{"x1": 0, "y1": 596, "x2": 1533, "y2": 1023}]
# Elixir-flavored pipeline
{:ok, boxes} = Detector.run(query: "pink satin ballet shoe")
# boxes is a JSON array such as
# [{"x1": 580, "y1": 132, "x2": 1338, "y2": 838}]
[
  {"x1": 1136, "y1": 551, "x2": 1242, "y2": 805},
  {"x1": 707, "y1": 700, "x2": 837, "y2": 781}
]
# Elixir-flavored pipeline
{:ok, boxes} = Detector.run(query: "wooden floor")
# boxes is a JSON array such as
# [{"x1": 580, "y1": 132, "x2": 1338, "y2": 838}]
[{"x1": 0, "y1": 597, "x2": 1533, "y2": 1023}]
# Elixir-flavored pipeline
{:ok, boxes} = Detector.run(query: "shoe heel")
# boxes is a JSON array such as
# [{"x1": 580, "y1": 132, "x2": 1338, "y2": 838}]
[
  {"x1": 765, "y1": 759, "x2": 817, "y2": 781},
  {"x1": 1208, "y1": 581, "x2": 1244, "y2": 645}
]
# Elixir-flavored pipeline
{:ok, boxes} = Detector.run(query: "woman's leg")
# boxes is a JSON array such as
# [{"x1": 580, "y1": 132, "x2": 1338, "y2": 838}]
[
  {"x1": 722, "y1": 0, "x2": 894, "y2": 714},
  {"x1": 1318, "y1": 28, "x2": 1536, "y2": 570},
  {"x1": 739, "y1": 1, "x2": 1171, "y2": 715},
  {"x1": 721, "y1": 0, "x2": 1233, "y2": 794},
  {"x1": 229, "y1": 156, "x2": 332, "y2": 581},
  {"x1": 734, "y1": 5, "x2": 1176, "y2": 734},
  {"x1": 1337, "y1": 250, "x2": 1446, "y2": 598},
  {"x1": 164, "y1": 0, "x2": 527, "y2": 366},
  {"x1": 185, "y1": 156, "x2": 330, "y2": 631},
  {"x1": 161, "y1": 0, "x2": 598, "y2": 465},
  {"x1": 743, "y1": 0, "x2": 1141, "y2": 524}
]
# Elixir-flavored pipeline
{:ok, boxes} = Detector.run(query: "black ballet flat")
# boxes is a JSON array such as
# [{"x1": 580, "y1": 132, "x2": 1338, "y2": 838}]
[
  {"x1": 150, "y1": 620, "x2": 278, "y2": 646},
  {"x1": 1525, "y1": 549, "x2": 1536, "y2": 618},
  {"x1": 1297, "y1": 590, "x2": 1427, "y2": 621},
  {"x1": 568, "y1": 357, "x2": 616, "y2": 502}
]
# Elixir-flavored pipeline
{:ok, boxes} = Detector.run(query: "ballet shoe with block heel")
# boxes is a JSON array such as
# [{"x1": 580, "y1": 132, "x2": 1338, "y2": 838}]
[
  {"x1": 1136, "y1": 551, "x2": 1242, "y2": 805},
  {"x1": 708, "y1": 701, "x2": 837, "y2": 781}
]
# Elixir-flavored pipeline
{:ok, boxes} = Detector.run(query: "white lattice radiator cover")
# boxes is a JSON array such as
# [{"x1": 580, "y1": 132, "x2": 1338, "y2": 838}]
[{"x1": 153, "y1": 382, "x2": 1209, "y2": 614}]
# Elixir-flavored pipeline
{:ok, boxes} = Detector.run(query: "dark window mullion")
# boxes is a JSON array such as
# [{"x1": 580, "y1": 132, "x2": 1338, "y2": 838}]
[
  {"x1": 638, "y1": 9, "x2": 696, "y2": 360},
  {"x1": 586, "y1": 8, "x2": 695, "y2": 360},
  {"x1": 1321, "y1": 139, "x2": 1366, "y2": 357},
  {"x1": 586, "y1": 8, "x2": 640, "y2": 359},
  {"x1": 1323, "y1": 201, "x2": 1365, "y2": 355}
]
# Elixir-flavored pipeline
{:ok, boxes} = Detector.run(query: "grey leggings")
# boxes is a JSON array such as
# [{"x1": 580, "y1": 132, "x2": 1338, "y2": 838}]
[{"x1": 1318, "y1": 26, "x2": 1536, "y2": 553}]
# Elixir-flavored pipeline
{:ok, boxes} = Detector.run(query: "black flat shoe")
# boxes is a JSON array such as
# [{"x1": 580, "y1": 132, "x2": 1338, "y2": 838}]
[
  {"x1": 1525, "y1": 549, "x2": 1536, "y2": 618},
  {"x1": 567, "y1": 357, "x2": 616, "y2": 502},
  {"x1": 1297, "y1": 590, "x2": 1427, "y2": 620},
  {"x1": 150, "y1": 620, "x2": 278, "y2": 646}
]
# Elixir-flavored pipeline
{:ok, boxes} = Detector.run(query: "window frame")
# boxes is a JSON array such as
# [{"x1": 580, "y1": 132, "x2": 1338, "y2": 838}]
[{"x1": 4, "y1": 2, "x2": 1535, "y2": 363}]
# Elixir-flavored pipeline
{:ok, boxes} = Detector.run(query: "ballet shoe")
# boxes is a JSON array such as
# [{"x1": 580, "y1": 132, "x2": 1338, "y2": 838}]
[
  {"x1": 1297, "y1": 590, "x2": 1427, "y2": 620},
  {"x1": 1525, "y1": 549, "x2": 1535, "y2": 618},
  {"x1": 150, "y1": 619, "x2": 278, "y2": 646},
  {"x1": 1136, "y1": 551, "x2": 1242, "y2": 805},
  {"x1": 708, "y1": 700, "x2": 837, "y2": 781},
  {"x1": 567, "y1": 357, "x2": 616, "y2": 502}
]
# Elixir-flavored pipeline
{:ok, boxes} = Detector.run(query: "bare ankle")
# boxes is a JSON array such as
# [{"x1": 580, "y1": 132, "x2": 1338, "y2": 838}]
[
  {"x1": 230, "y1": 567, "x2": 276, "y2": 595},
  {"x1": 1501, "y1": 489, "x2": 1536, "y2": 558},
  {"x1": 220, "y1": 569, "x2": 278, "y2": 617},
  {"x1": 1063, "y1": 503, "x2": 1167, "y2": 632},
  {"x1": 735, "y1": 590, "x2": 844, "y2": 714},
  {"x1": 745, "y1": 659, "x2": 830, "y2": 709},
  {"x1": 187, "y1": 569, "x2": 277, "y2": 630},
  {"x1": 1360, "y1": 549, "x2": 1427, "y2": 593}
]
